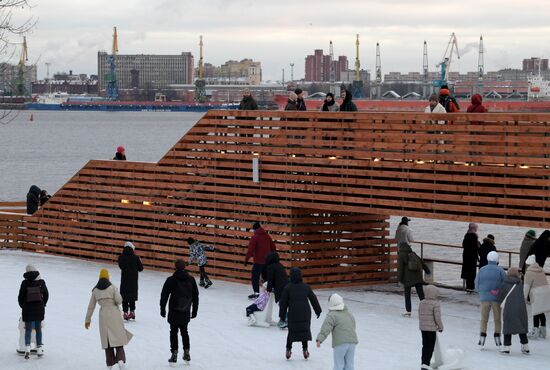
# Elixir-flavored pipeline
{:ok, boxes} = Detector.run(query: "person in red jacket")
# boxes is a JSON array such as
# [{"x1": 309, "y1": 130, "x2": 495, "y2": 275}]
[
  {"x1": 467, "y1": 93, "x2": 488, "y2": 113},
  {"x1": 245, "y1": 222, "x2": 276, "y2": 299}
]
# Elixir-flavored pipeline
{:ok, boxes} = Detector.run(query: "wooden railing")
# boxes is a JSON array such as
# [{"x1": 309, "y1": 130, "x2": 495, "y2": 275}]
[{"x1": 0, "y1": 202, "x2": 27, "y2": 249}]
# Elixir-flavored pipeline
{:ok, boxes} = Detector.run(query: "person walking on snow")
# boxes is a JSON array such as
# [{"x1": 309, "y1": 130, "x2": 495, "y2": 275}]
[
  {"x1": 397, "y1": 242, "x2": 430, "y2": 317},
  {"x1": 475, "y1": 251, "x2": 505, "y2": 350},
  {"x1": 18, "y1": 264, "x2": 49, "y2": 359},
  {"x1": 187, "y1": 237, "x2": 215, "y2": 288},
  {"x1": 279, "y1": 267, "x2": 322, "y2": 360},
  {"x1": 316, "y1": 293, "x2": 358, "y2": 370},
  {"x1": 478, "y1": 234, "x2": 496, "y2": 269},
  {"x1": 118, "y1": 241, "x2": 144, "y2": 321},
  {"x1": 85, "y1": 269, "x2": 132, "y2": 369},
  {"x1": 246, "y1": 282, "x2": 270, "y2": 326},
  {"x1": 160, "y1": 260, "x2": 199, "y2": 366},
  {"x1": 395, "y1": 217, "x2": 414, "y2": 247},
  {"x1": 266, "y1": 251, "x2": 289, "y2": 328},
  {"x1": 523, "y1": 255, "x2": 549, "y2": 339},
  {"x1": 244, "y1": 222, "x2": 276, "y2": 299},
  {"x1": 462, "y1": 223, "x2": 480, "y2": 292},
  {"x1": 418, "y1": 285, "x2": 444, "y2": 370},
  {"x1": 519, "y1": 230, "x2": 537, "y2": 274},
  {"x1": 497, "y1": 267, "x2": 530, "y2": 355}
]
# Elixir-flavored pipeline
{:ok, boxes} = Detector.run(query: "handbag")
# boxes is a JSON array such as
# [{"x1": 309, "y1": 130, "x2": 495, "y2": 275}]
[{"x1": 500, "y1": 283, "x2": 516, "y2": 309}]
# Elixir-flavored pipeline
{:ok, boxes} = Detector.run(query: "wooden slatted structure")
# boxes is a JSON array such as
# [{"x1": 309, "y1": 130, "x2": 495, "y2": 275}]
[
  {"x1": 0, "y1": 202, "x2": 27, "y2": 249},
  {"x1": 21, "y1": 110, "x2": 550, "y2": 287}
]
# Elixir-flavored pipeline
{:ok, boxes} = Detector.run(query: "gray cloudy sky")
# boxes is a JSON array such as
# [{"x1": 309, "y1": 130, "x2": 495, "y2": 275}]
[{"x1": 10, "y1": 0, "x2": 550, "y2": 80}]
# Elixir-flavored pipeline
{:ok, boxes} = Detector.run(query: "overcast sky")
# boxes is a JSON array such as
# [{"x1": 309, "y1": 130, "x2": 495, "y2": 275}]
[{"x1": 9, "y1": 0, "x2": 550, "y2": 81}]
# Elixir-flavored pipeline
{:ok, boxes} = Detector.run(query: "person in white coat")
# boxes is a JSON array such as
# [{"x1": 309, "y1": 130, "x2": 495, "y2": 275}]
[
  {"x1": 85, "y1": 269, "x2": 133, "y2": 369},
  {"x1": 424, "y1": 94, "x2": 447, "y2": 114},
  {"x1": 524, "y1": 255, "x2": 550, "y2": 339}
]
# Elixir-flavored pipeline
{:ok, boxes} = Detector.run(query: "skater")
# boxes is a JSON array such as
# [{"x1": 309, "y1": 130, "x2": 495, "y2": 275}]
[
  {"x1": 529, "y1": 230, "x2": 550, "y2": 267},
  {"x1": 295, "y1": 88, "x2": 307, "y2": 111},
  {"x1": 475, "y1": 251, "x2": 506, "y2": 350},
  {"x1": 316, "y1": 294, "x2": 358, "y2": 370},
  {"x1": 395, "y1": 216, "x2": 414, "y2": 246},
  {"x1": 16, "y1": 317, "x2": 40, "y2": 355},
  {"x1": 279, "y1": 267, "x2": 322, "y2": 360},
  {"x1": 85, "y1": 269, "x2": 132, "y2": 369},
  {"x1": 266, "y1": 251, "x2": 289, "y2": 327},
  {"x1": 397, "y1": 242, "x2": 429, "y2": 317},
  {"x1": 321, "y1": 92, "x2": 339, "y2": 112},
  {"x1": 523, "y1": 255, "x2": 550, "y2": 339},
  {"x1": 26, "y1": 185, "x2": 41, "y2": 215},
  {"x1": 519, "y1": 230, "x2": 537, "y2": 274},
  {"x1": 418, "y1": 285, "x2": 444, "y2": 370},
  {"x1": 118, "y1": 241, "x2": 144, "y2": 320},
  {"x1": 478, "y1": 234, "x2": 496, "y2": 269},
  {"x1": 461, "y1": 223, "x2": 480, "y2": 292},
  {"x1": 114, "y1": 146, "x2": 126, "y2": 160},
  {"x1": 244, "y1": 222, "x2": 276, "y2": 299},
  {"x1": 187, "y1": 237, "x2": 215, "y2": 288},
  {"x1": 18, "y1": 264, "x2": 48, "y2": 359},
  {"x1": 339, "y1": 89, "x2": 358, "y2": 112},
  {"x1": 160, "y1": 259, "x2": 199, "y2": 366},
  {"x1": 246, "y1": 282, "x2": 270, "y2": 326},
  {"x1": 497, "y1": 267, "x2": 529, "y2": 354}
]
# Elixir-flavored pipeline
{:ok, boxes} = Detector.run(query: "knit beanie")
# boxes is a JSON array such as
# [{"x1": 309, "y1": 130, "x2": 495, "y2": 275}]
[
  {"x1": 99, "y1": 268, "x2": 110, "y2": 280},
  {"x1": 26, "y1": 264, "x2": 37, "y2": 272},
  {"x1": 124, "y1": 241, "x2": 136, "y2": 250},
  {"x1": 487, "y1": 251, "x2": 499, "y2": 263},
  {"x1": 294, "y1": 88, "x2": 303, "y2": 95},
  {"x1": 328, "y1": 293, "x2": 345, "y2": 311},
  {"x1": 527, "y1": 230, "x2": 536, "y2": 238},
  {"x1": 117, "y1": 146, "x2": 125, "y2": 153}
]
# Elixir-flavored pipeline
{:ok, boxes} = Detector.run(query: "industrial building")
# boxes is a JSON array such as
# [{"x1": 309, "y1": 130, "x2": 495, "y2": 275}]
[
  {"x1": 304, "y1": 49, "x2": 348, "y2": 82},
  {"x1": 0, "y1": 63, "x2": 37, "y2": 95},
  {"x1": 197, "y1": 58, "x2": 262, "y2": 85},
  {"x1": 32, "y1": 71, "x2": 98, "y2": 95},
  {"x1": 97, "y1": 52, "x2": 194, "y2": 94}
]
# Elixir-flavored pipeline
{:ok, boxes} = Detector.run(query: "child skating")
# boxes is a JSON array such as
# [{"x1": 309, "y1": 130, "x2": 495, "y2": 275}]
[{"x1": 187, "y1": 237, "x2": 215, "y2": 288}]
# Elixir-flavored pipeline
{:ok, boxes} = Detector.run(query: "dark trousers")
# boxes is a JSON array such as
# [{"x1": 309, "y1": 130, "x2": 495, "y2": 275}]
[
  {"x1": 105, "y1": 346, "x2": 125, "y2": 367},
  {"x1": 122, "y1": 300, "x2": 136, "y2": 313},
  {"x1": 421, "y1": 331, "x2": 436, "y2": 366},
  {"x1": 199, "y1": 265, "x2": 209, "y2": 281},
  {"x1": 286, "y1": 335, "x2": 308, "y2": 351},
  {"x1": 246, "y1": 303, "x2": 260, "y2": 316},
  {"x1": 170, "y1": 323, "x2": 190, "y2": 352},
  {"x1": 404, "y1": 284, "x2": 425, "y2": 312},
  {"x1": 251, "y1": 263, "x2": 267, "y2": 293},
  {"x1": 503, "y1": 333, "x2": 528, "y2": 346},
  {"x1": 534, "y1": 313, "x2": 546, "y2": 327},
  {"x1": 465, "y1": 277, "x2": 475, "y2": 290}
]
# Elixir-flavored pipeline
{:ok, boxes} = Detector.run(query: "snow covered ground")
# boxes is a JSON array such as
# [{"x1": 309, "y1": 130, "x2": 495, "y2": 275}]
[{"x1": 1, "y1": 250, "x2": 548, "y2": 370}]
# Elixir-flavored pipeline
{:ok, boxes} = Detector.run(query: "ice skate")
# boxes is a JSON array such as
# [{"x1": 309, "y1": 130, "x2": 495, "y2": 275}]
[
  {"x1": 501, "y1": 345, "x2": 510, "y2": 354},
  {"x1": 401, "y1": 311, "x2": 411, "y2": 318},
  {"x1": 36, "y1": 345, "x2": 44, "y2": 357},
  {"x1": 204, "y1": 278, "x2": 213, "y2": 289},
  {"x1": 521, "y1": 343, "x2": 530, "y2": 355},
  {"x1": 478, "y1": 333, "x2": 486, "y2": 349},
  {"x1": 129, "y1": 311, "x2": 135, "y2": 320},
  {"x1": 168, "y1": 350, "x2": 177, "y2": 367},
  {"x1": 528, "y1": 327, "x2": 540, "y2": 339},
  {"x1": 117, "y1": 360, "x2": 126, "y2": 369},
  {"x1": 183, "y1": 349, "x2": 191, "y2": 364},
  {"x1": 123, "y1": 312, "x2": 129, "y2": 321},
  {"x1": 421, "y1": 365, "x2": 433, "y2": 370},
  {"x1": 247, "y1": 314, "x2": 257, "y2": 326},
  {"x1": 539, "y1": 326, "x2": 547, "y2": 339},
  {"x1": 248, "y1": 292, "x2": 259, "y2": 300},
  {"x1": 494, "y1": 334, "x2": 502, "y2": 349},
  {"x1": 285, "y1": 349, "x2": 291, "y2": 360},
  {"x1": 277, "y1": 320, "x2": 288, "y2": 329},
  {"x1": 303, "y1": 350, "x2": 309, "y2": 360},
  {"x1": 199, "y1": 279, "x2": 205, "y2": 287},
  {"x1": 24, "y1": 345, "x2": 30, "y2": 360}
]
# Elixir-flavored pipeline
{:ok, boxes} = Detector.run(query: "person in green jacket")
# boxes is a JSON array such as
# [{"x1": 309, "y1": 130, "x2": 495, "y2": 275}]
[
  {"x1": 316, "y1": 293, "x2": 358, "y2": 370},
  {"x1": 398, "y1": 242, "x2": 430, "y2": 317}
]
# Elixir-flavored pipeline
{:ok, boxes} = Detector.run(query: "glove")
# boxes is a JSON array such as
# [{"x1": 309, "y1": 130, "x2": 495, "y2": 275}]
[
  {"x1": 191, "y1": 311, "x2": 197, "y2": 319},
  {"x1": 84, "y1": 322, "x2": 90, "y2": 330},
  {"x1": 160, "y1": 309, "x2": 166, "y2": 318}
]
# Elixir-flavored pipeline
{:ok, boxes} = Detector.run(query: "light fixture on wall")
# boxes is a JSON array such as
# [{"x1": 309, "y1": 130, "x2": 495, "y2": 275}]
[{"x1": 121, "y1": 199, "x2": 130, "y2": 204}]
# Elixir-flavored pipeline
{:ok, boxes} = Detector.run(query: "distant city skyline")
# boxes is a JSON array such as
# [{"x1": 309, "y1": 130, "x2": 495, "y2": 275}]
[{"x1": 8, "y1": 0, "x2": 550, "y2": 81}]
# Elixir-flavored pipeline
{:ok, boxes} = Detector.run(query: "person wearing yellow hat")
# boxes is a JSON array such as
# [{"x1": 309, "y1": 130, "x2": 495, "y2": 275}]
[{"x1": 85, "y1": 268, "x2": 133, "y2": 369}]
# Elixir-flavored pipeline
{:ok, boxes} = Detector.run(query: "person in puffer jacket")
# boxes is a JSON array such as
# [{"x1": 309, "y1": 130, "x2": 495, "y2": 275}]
[
  {"x1": 316, "y1": 294, "x2": 358, "y2": 370},
  {"x1": 187, "y1": 237, "x2": 215, "y2": 288},
  {"x1": 245, "y1": 282, "x2": 270, "y2": 326},
  {"x1": 418, "y1": 285, "x2": 443, "y2": 370}
]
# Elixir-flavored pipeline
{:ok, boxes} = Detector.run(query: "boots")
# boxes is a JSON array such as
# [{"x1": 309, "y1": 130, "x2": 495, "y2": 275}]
[
  {"x1": 478, "y1": 333, "x2": 486, "y2": 349},
  {"x1": 285, "y1": 349, "x2": 292, "y2": 360},
  {"x1": 528, "y1": 327, "x2": 540, "y2": 339},
  {"x1": 199, "y1": 279, "x2": 205, "y2": 287},
  {"x1": 24, "y1": 345, "x2": 30, "y2": 360},
  {"x1": 494, "y1": 334, "x2": 502, "y2": 349},
  {"x1": 303, "y1": 349, "x2": 310, "y2": 359},
  {"x1": 123, "y1": 312, "x2": 129, "y2": 321},
  {"x1": 183, "y1": 349, "x2": 191, "y2": 362},
  {"x1": 129, "y1": 311, "x2": 135, "y2": 320},
  {"x1": 521, "y1": 343, "x2": 530, "y2": 355},
  {"x1": 204, "y1": 278, "x2": 213, "y2": 289},
  {"x1": 540, "y1": 326, "x2": 547, "y2": 339},
  {"x1": 168, "y1": 350, "x2": 178, "y2": 365}
]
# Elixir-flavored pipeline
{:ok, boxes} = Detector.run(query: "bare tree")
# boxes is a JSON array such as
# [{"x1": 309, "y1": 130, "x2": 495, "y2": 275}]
[{"x1": 0, "y1": 0, "x2": 36, "y2": 124}]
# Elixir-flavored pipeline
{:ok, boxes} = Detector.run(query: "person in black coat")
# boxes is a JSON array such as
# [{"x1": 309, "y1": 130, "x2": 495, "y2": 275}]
[
  {"x1": 529, "y1": 230, "x2": 550, "y2": 267},
  {"x1": 339, "y1": 89, "x2": 358, "y2": 112},
  {"x1": 18, "y1": 264, "x2": 48, "y2": 358},
  {"x1": 279, "y1": 267, "x2": 322, "y2": 360},
  {"x1": 461, "y1": 223, "x2": 480, "y2": 292},
  {"x1": 160, "y1": 260, "x2": 199, "y2": 365},
  {"x1": 266, "y1": 252, "x2": 289, "y2": 326},
  {"x1": 478, "y1": 234, "x2": 496, "y2": 269},
  {"x1": 26, "y1": 185, "x2": 41, "y2": 215},
  {"x1": 118, "y1": 241, "x2": 144, "y2": 320}
]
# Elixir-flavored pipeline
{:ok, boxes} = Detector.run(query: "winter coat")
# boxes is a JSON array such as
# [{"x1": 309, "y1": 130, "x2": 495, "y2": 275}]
[
  {"x1": 523, "y1": 262, "x2": 550, "y2": 313},
  {"x1": 316, "y1": 307, "x2": 358, "y2": 348},
  {"x1": 475, "y1": 261, "x2": 506, "y2": 302},
  {"x1": 284, "y1": 99, "x2": 298, "y2": 111},
  {"x1": 438, "y1": 89, "x2": 459, "y2": 112},
  {"x1": 238, "y1": 95, "x2": 258, "y2": 110},
  {"x1": 188, "y1": 241, "x2": 215, "y2": 267},
  {"x1": 26, "y1": 185, "x2": 41, "y2": 215},
  {"x1": 160, "y1": 269, "x2": 199, "y2": 326},
  {"x1": 39, "y1": 192, "x2": 51, "y2": 206},
  {"x1": 497, "y1": 276, "x2": 528, "y2": 335},
  {"x1": 253, "y1": 290, "x2": 270, "y2": 311},
  {"x1": 418, "y1": 285, "x2": 444, "y2": 332},
  {"x1": 424, "y1": 103, "x2": 447, "y2": 114},
  {"x1": 321, "y1": 101, "x2": 339, "y2": 112},
  {"x1": 113, "y1": 152, "x2": 126, "y2": 160},
  {"x1": 245, "y1": 227, "x2": 276, "y2": 265},
  {"x1": 266, "y1": 251, "x2": 289, "y2": 303},
  {"x1": 118, "y1": 246, "x2": 144, "y2": 302},
  {"x1": 478, "y1": 238, "x2": 496, "y2": 269},
  {"x1": 466, "y1": 94, "x2": 487, "y2": 113},
  {"x1": 279, "y1": 268, "x2": 322, "y2": 342},
  {"x1": 397, "y1": 243, "x2": 427, "y2": 287},
  {"x1": 461, "y1": 232, "x2": 479, "y2": 280},
  {"x1": 519, "y1": 234, "x2": 537, "y2": 271},
  {"x1": 296, "y1": 98, "x2": 307, "y2": 111},
  {"x1": 340, "y1": 90, "x2": 358, "y2": 112},
  {"x1": 85, "y1": 279, "x2": 133, "y2": 349},
  {"x1": 18, "y1": 271, "x2": 49, "y2": 322},
  {"x1": 530, "y1": 230, "x2": 550, "y2": 267},
  {"x1": 395, "y1": 224, "x2": 414, "y2": 246}
]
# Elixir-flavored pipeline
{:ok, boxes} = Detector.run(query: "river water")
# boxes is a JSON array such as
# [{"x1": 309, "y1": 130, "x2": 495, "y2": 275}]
[{"x1": 1, "y1": 111, "x2": 546, "y2": 283}]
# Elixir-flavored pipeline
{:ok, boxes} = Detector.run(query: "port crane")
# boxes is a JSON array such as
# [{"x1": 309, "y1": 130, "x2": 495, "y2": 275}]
[
  {"x1": 351, "y1": 34, "x2": 364, "y2": 98},
  {"x1": 434, "y1": 32, "x2": 459, "y2": 88},
  {"x1": 15, "y1": 36, "x2": 29, "y2": 96},
  {"x1": 106, "y1": 27, "x2": 119, "y2": 100},
  {"x1": 194, "y1": 35, "x2": 207, "y2": 102},
  {"x1": 477, "y1": 35, "x2": 484, "y2": 94}
]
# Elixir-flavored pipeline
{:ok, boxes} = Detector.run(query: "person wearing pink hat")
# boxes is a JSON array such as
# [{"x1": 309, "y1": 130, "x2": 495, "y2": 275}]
[{"x1": 114, "y1": 146, "x2": 126, "y2": 161}]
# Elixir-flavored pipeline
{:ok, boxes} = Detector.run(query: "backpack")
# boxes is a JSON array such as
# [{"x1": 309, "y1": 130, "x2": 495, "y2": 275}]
[
  {"x1": 173, "y1": 280, "x2": 192, "y2": 312},
  {"x1": 408, "y1": 252, "x2": 422, "y2": 271},
  {"x1": 440, "y1": 95, "x2": 460, "y2": 112},
  {"x1": 26, "y1": 285, "x2": 43, "y2": 303}
]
